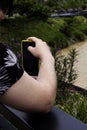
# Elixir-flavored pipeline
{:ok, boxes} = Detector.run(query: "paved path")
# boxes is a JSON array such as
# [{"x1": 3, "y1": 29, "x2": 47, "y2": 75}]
[{"x1": 60, "y1": 41, "x2": 87, "y2": 89}]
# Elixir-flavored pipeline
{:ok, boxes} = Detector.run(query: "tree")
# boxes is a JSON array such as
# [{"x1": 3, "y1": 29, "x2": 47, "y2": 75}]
[{"x1": 13, "y1": 0, "x2": 50, "y2": 20}]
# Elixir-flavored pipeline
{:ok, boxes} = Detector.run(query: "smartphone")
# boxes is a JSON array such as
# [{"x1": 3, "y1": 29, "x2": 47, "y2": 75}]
[{"x1": 21, "y1": 40, "x2": 39, "y2": 76}]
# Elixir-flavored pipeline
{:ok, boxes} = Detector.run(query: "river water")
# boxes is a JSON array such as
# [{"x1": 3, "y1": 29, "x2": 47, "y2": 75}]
[{"x1": 59, "y1": 41, "x2": 87, "y2": 89}]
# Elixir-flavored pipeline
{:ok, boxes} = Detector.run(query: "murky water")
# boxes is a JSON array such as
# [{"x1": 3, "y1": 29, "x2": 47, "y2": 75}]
[{"x1": 59, "y1": 41, "x2": 87, "y2": 89}]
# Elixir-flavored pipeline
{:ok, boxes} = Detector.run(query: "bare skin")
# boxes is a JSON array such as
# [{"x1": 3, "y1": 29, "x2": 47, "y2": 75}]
[
  {"x1": 0, "y1": 37, "x2": 57, "y2": 113},
  {"x1": 0, "y1": 10, "x2": 7, "y2": 21}
]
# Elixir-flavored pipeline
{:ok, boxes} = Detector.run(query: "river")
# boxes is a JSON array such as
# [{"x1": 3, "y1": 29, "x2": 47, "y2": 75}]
[{"x1": 59, "y1": 40, "x2": 87, "y2": 90}]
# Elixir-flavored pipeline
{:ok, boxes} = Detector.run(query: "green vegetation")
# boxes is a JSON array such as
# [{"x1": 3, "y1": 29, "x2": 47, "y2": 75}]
[
  {"x1": 57, "y1": 92, "x2": 87, "y2": 124},
  {"x1": 55, "y1": 48, "x2": 78, "y2": 88},
  {"x1": 55, "y1": 48, "x2": 87, "y2": 124},
  {"x1": 12, "y1": 0, "x2": 87, "y2": 15},
  {"x1": 45, "y1": 0, "x2": 87, "y2": 11},
  {"x1": 0, "y1": 16, "x2": 87, "y2": 57}
]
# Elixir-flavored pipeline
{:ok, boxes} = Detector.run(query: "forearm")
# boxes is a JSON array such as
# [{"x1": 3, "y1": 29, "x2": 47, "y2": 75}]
[
  {"x1": 37, "y1": 53, "x2": 57, "y2": 91},
  {"x1": 27, "y1": 37, "x2": 57, "y2": 109}
]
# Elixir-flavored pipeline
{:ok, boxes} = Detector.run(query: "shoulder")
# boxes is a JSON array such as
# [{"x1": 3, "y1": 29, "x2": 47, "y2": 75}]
[{"x1": 0, "y1": 43, "x2": 24, "y2": 96}]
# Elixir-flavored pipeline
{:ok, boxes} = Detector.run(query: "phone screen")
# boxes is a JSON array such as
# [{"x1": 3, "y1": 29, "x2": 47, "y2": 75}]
[{"x1": 21, "y1": 40, "x2": 39, "y2": 76}]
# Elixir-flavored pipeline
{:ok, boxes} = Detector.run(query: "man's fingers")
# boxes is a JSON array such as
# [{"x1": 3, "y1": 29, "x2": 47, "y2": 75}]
[{"x1": 27, "y1": 37, "x2": 43, "y2": 43}]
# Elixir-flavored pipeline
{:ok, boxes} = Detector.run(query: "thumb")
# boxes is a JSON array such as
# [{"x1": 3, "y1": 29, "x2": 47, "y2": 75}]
[{"x1": 28, "y1": 46, "x2": 35, "y2": 55}]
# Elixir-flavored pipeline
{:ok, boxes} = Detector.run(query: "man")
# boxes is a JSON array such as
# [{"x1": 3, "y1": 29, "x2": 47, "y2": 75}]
[{"x1": 0, "y1": 0, "x2": 57, "y2": 113}]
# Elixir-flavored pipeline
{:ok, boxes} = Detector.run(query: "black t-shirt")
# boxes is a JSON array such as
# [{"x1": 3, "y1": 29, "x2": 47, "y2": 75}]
[{"x1": 0, "y1": 43, "x2": 24, "y2": 96}]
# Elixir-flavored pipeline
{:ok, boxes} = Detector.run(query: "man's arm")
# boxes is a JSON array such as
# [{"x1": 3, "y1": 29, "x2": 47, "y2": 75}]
[{"x1": 0, "y1": 37, "x2": 57, "y2": 113}]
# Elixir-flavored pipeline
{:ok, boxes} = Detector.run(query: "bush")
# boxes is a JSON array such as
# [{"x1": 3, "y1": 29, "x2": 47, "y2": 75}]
[
  {"x1": 49, "y1": 32, "x2": 68, "y2": 56},
  {"x1": 57, "y1": 92, "x2": 87, "y2": 123},
  {"x1": 55, "y1": 48, "x2": 78, "y2": 104},
  {"x1": 55, "y1": 48, "x2": 78, "y2": 86},
  {"x1": 60, "y1": 17, "x2": 87, "y2": 44},
  {"x1": 13, "y1": 0, "x2": 50, "y2": 20},
  {"x1": 72, "y1": 30, "x2": 86, "y2": 41},
  {"x1": 76, "y1": 95, "x2": 87, "y2": 123}
]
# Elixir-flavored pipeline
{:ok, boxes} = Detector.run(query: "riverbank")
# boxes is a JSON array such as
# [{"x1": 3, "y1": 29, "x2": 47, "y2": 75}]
[{"x1": 59, "y1": 40, "x2": 87, "y2": 89}]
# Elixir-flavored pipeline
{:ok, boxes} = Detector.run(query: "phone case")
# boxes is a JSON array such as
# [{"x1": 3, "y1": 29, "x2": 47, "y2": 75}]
[{"x1": 21, "y1": 40, "x2": 39, "y2": 76}]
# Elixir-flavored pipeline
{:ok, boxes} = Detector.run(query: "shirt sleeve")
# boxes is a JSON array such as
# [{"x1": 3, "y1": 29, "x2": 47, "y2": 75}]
[{"x1": 0, "y1": 43, "x2": 24, "y2": 96}]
